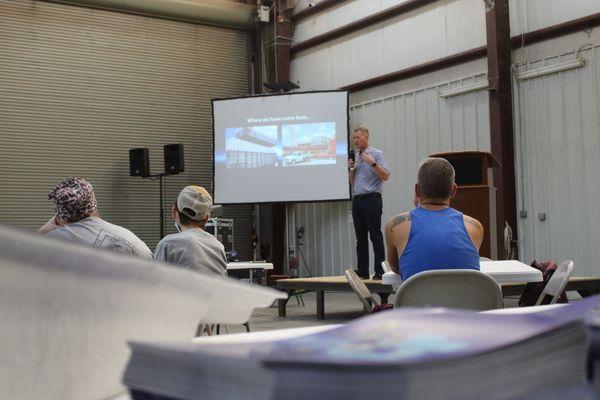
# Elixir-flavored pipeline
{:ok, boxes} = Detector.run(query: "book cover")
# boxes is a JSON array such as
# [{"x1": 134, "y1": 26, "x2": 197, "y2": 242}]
[{"x1": 264, "y1": 295, "x2": 600, "y2": 367}]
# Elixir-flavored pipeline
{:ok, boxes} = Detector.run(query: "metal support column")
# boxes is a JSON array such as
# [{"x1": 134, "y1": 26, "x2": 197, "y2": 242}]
[{"x1": 485, "y1": 0, "x2": 518, "y2": 259}]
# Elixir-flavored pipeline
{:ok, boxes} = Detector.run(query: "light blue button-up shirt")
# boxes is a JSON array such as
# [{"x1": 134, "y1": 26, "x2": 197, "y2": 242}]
[{"x1": 352, "y1": 146, "x2": 389, "y2": 196}]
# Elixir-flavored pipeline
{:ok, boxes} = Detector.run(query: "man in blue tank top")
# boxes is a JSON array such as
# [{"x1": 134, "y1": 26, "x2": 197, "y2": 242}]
[{"x1": 384, "y1": 157, "x2": 483, "y2": 281}]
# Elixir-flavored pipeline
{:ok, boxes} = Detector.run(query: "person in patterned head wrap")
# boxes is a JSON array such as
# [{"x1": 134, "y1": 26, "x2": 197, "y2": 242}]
[
  {"x1": 49, "y1": 176, "x2": 98, "y2": 223},
  {"x1": 38, "y1": 177, "x2": 152, "y2": 259}
]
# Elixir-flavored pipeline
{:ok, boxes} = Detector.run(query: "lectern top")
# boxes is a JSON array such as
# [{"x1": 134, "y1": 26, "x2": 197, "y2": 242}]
[{"x1": 429, "y1": 151, "x2": 501, "y2": 168}]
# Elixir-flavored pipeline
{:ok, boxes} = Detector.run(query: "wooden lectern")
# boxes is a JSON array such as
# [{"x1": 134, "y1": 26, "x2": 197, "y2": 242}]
[{"x1": 429, "y1": 151, "x2": 500, "y2": 259}]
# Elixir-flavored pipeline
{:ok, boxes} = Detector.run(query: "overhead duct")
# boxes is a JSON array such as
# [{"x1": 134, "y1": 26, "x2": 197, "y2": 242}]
[{"x1": 47, "y1": 0, "x2": 257, "y2": 30}]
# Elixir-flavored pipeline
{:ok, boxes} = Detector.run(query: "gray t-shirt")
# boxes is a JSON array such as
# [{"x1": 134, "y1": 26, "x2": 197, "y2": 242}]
[
  {"x1": 154, "y1": 228, "x2": 227, "y2": 276},
  {"x1": 47, "y1": 217, "x2": 153, "y2": 259}
]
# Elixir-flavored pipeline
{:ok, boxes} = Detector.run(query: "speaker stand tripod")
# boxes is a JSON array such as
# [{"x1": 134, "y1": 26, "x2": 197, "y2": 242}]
[
  {"x1": 149, "y1": 173, "x2": 168, "y2": 239},
  {"x1": 295, "y1": 228, "x2": 312, "y2": 278}
]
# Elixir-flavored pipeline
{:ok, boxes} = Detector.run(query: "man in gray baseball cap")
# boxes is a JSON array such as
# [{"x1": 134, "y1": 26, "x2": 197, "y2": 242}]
[{"x1": 154, "y1": 185, "x2": 226, "y2": 276}]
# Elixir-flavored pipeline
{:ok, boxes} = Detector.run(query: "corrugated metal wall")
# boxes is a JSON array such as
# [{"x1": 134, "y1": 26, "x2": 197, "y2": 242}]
[
  {"x1": 514, "y1": 44, "x2": 600, "y2": 276},
  {"x1": 291, "y1": 74, "x2": 490, "y2": 276},
  {"x1": 0, "y1": 0, "x2": 253, "y2": 256},
  {"x1": 291, "y1": 0, "x2": 487, "y2": 90}
]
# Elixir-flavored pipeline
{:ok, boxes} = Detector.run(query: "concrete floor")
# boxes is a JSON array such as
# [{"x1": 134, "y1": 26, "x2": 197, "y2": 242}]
[
  {"x1": 216, "y1": 290, "x2": 583, "y2": 335},
  {"x1": 216, "y1": 291, "x2": 366, "y2": 335}
]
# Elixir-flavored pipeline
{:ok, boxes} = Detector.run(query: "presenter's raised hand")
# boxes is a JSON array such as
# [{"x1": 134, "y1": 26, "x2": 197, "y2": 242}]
[{"x1": 360, "y1": 151, "x2": 375, "y2": 165}]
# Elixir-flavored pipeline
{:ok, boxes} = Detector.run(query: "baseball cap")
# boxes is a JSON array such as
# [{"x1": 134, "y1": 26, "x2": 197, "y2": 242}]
[{"x1": 177, "y1": 185, "x2": 212, "y2": 221}]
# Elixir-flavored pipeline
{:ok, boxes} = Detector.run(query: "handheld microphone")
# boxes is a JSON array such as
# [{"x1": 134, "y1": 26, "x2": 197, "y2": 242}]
[{"x1": 349, "y1": 150, "x2": 355, "y2": 161}]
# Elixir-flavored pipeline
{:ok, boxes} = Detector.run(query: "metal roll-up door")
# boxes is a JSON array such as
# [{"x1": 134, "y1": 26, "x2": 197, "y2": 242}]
[{"x1": 0, "y1": 0, "x2": 254, "y2": 257}]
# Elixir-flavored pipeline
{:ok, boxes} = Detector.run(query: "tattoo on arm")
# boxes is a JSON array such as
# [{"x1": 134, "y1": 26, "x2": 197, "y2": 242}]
[{"x1": 390, "y1": 213, "x2": 410, "y2": 231}]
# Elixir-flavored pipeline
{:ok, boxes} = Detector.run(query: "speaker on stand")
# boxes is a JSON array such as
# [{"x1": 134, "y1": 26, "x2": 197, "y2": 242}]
[
  {"x1": 164, "y1": 144, "x2": 185, "y2": 174},
  {"x1": 129, "y1": 144, "x2": 186, "y2": 239},
  {"x1": 129, "y1": 148, "x2": 150, "y2": 177}
]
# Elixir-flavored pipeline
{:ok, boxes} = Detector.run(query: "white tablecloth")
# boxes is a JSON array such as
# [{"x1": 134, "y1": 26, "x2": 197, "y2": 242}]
[{"x1": 382, "y1": 260, "x2": 543, "y2": 285}]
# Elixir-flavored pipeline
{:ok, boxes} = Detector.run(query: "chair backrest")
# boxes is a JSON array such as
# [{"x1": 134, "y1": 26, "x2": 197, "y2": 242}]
[
  {"x1": 394, "y1": 269, "x2": 503, "y2": 311},
  {"x1": 381, "y1": 261, "x2": 392, "y2": 273},
  {"x1": 535, "y1": 260, "x2": 574, "y2": 306},
  {"x1": 345, "y1": 269, "x2": 379, "y2": 312}
]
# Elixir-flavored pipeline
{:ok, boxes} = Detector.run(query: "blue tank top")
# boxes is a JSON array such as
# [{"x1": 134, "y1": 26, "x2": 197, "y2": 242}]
[{"x1": 399, "y1": 207, "x2": 480, "y2": 281}]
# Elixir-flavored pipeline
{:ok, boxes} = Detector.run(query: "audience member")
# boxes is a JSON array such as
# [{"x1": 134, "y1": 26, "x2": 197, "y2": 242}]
[
  {"x1": 39, "y1": 176, "x2": 152, "y2": 259},
  {"x1": 154, "y1": 185, "x2": 226, "y2": 276},
  {"x1": 384, "y1": 157, "x2": 483, "y2": 281}
]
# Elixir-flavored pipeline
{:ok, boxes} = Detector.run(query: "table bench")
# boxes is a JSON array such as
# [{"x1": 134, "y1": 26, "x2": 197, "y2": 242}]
[{"x1": 274, "y1": 276, "x2": 600, "y2": 320}]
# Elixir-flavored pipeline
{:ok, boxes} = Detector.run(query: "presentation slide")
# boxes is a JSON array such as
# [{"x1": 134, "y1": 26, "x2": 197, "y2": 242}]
[{"x1": 213, "y1": 91, "x2": 350, "y2": 204}]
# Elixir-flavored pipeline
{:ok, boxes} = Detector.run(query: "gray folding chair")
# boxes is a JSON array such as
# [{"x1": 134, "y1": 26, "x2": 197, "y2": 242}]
[
  {"x1": 394, "y1": 269, "x2": 503, "y2": 311},
  {"x1": 535, "y1": 260, "x2": 574, "y2": 305},
  {"x1": 345, "y1": 269, "x2": 380, "y2": 313},
  {"x1": 381, "y1": 261, "x2": 392, "y2": 273}
]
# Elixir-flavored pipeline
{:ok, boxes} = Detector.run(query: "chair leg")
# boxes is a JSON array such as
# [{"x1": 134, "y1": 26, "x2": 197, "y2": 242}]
[
  {"x1": 297, "y1": 292, "x2": 305, "y2": 307},
  {"x1": 196, "y1": 323, "x2": 213, "y2": 336}
]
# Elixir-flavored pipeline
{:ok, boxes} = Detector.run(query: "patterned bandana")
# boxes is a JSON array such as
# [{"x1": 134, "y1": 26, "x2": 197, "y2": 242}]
[{"x1": 48, "y1": 177, "x2": 97, "y2": 222}]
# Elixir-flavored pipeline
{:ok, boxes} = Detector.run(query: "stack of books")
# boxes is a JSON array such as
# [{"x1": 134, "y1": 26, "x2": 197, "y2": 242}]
[{"x1": 123, "y1": 297, "x2": 600, "y2": 400}]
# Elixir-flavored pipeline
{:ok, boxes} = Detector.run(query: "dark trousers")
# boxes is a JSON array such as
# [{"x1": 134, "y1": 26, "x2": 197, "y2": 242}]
[{"x1": 352, "y1": 193, "x2": 385, "y2": 276}]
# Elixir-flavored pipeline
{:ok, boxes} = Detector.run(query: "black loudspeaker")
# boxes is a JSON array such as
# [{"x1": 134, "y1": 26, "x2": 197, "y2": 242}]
[
  {"x1": 164, "y1": 144, "x2": 185, "y2": 174},
  {"x1": 129, "y1": 148, "x2": 150, "y2": 177}
]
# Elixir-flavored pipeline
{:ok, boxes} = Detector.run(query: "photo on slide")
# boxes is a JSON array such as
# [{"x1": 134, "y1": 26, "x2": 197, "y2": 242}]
[
  {"x1": 281, "y1": 122, "x2": 336, "y2": 167},
  {"x1": 224, "y1": 126, "x2": 281, "y2": 169}
]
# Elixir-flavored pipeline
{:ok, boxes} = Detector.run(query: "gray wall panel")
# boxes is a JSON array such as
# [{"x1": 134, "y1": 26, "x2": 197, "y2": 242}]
[{"x1": 514, "y1": 44, "x2": 600, "y2": 276}]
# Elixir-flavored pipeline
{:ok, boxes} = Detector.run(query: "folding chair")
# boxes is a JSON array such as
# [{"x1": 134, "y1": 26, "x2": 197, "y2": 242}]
[
  {"x1": 394, "y1": 269, "x2": 503, "y2": 311},
  {"x1": 345, "y1": 269, "x2": 380, "y2": 313},
  {"x1": 268, "y1": 256, "x2": 304, "y2": 306},
  {"x1": 381, "y1": 260, "x2": 392, "y2": 273},
  {"x1": 535, "y1": 260, "x2": 574, "y2": 305}
]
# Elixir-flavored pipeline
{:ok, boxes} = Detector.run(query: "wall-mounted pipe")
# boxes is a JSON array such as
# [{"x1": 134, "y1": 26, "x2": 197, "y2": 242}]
[{"x1": 46, "y1": 0, "x2": 257, "y2": 30}]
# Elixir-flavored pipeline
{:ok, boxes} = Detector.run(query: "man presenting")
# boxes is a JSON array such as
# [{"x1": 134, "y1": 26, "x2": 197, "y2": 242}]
[
  {"x1": 348, "y1": 126, "x2": 390, "y2": 280},
  {"x1": 384, "y1": 157, "x2": 483, "y2": 281}
]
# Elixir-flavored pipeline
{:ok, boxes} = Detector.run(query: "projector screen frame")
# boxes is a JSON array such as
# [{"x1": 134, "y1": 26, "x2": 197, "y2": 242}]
[{"x1": 211, "y1": 90, "x2": 351, "y2": 205}]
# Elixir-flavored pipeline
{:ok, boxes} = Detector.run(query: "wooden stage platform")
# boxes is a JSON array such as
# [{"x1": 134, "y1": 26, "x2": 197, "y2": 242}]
[{"x1": 274, "y1": 276, "x2": 600, "y2": 320}]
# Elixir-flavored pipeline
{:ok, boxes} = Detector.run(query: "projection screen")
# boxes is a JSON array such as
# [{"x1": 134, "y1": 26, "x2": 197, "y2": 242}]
[{"x1": 212, "y1": 91, "x2": 350, "y2": 204}]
